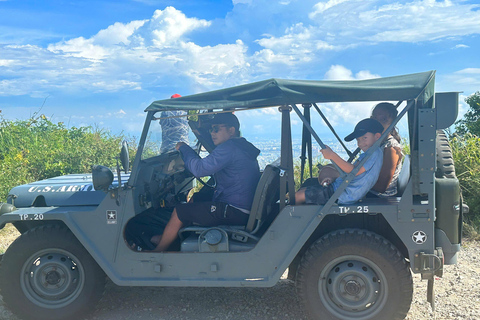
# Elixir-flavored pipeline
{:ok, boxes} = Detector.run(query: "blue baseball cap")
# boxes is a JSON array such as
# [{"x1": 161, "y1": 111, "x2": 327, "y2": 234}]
[{"x1": 344, "y1": 118, "x2": 384, "y2": 142}]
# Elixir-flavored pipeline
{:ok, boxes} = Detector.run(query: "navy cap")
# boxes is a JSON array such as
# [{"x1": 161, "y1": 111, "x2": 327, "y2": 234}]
[
  {"x1": 344, "y1": 118, "x2": 384, "y2": 142},
  {"x1": 210, "y1": 112, "x2": 240, "y2": 132}
]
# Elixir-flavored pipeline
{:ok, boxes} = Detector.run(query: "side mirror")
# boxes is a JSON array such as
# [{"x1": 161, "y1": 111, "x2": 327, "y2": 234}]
[
  {"x1": 120, "y1": 140, "x2": 129, "y2": 173},
  {"x1": 92, "y1": 165, "x2": 114, "y2": 192}
]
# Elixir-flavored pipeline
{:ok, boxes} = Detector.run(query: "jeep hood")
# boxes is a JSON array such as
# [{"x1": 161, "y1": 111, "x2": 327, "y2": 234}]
[{"x1": 8, "y1": 172, "x2": 130, "y2": 208}]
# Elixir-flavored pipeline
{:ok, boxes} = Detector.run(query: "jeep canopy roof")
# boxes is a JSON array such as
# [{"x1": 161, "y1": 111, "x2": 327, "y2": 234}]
[{"x1": 146, "y1": 70, "x2": 435, "y2": 112}]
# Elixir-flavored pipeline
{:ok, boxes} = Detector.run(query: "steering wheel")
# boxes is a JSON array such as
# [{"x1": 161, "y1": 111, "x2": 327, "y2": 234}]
[
  {"x1": 181, "y1": 167, "x2": 217, "y2": 189},
  {"x1": 196, "y1": 175, "x2": 217, "y2": 189}
]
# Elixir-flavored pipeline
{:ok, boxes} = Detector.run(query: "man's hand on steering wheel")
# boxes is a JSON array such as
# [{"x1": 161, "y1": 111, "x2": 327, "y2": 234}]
[{"x1": 176, "y1": 141, "x2": 216, "y2": 188}]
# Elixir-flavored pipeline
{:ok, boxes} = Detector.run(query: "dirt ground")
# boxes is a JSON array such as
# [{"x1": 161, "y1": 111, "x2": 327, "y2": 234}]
[{"x1": 1, "y1": 239, "x2": 479, "y2": 320}]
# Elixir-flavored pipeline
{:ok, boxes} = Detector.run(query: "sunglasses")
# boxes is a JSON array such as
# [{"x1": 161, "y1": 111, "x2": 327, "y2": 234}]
[{"x1": 209, "y1": 125, "x2": 228, "y2": 133}]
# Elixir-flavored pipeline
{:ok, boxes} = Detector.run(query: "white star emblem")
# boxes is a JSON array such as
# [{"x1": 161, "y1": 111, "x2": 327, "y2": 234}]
[
  {"x1": 412, "y1": 231, "x2": 427, "y2": 244},
  {"x1": 106, "y1": 210, "x2": 117, "y2": 224}
]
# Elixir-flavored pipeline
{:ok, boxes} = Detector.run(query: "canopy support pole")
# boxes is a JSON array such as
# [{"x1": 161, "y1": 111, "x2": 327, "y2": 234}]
[
  {"x1": 290, "y1": 104, "x2": 345, "y2": 178},
  {"x1": 312, "y1": 103, "x2": 352, "y2": 159},
  {"x1": 279, "y1": 105, "x2": 296, "y2": 210},
  {"x1": 300, "y1": 104, "x2": 313, "y2": 184}
]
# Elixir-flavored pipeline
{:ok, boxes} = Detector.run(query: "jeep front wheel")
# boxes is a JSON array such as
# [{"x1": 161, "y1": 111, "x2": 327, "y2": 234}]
[
  {"x1": 296, "y1": 229, "x2": 412, "y2": 320},
  {"x1": 0, "y1": 225, "x2": 105, "y2": 320}
]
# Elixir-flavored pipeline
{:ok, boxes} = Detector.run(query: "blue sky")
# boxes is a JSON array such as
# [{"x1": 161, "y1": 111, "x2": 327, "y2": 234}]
[{"x1": 1, "y1": 0, "x2": 479, "y2": 140}]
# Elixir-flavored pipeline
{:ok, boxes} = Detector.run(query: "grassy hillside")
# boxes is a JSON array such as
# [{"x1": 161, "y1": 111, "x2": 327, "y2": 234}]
[{"x1": 0, "y1": 114, "x2": 131, "y2": 202}]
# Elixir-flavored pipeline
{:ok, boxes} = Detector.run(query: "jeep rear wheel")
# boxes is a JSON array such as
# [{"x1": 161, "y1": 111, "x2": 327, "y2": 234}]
[
  {"x1": 296, "y1": 229, "x2": 412, "y2": 320},
  {"x1": 0, "y1": 225, "x2": 105, "y2": 320},
  {"x1": 436, "y1": 130, "x2": 456, "y2": 179}
]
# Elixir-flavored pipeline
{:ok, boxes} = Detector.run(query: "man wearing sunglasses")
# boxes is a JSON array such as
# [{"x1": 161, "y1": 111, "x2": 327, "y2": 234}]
[{"x1": 151, "y1": 112, "x2": 261, "y2": 252}]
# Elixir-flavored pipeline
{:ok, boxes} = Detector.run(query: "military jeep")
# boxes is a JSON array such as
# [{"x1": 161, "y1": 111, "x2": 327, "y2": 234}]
[{"x1": 0, "y1": 70, "x2": 466, "y2": 320}]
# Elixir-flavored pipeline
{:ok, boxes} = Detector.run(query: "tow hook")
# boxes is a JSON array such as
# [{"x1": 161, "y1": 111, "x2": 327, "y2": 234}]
[{"x1": 414, "y1": 248, "x2": 444, "y2": 311}]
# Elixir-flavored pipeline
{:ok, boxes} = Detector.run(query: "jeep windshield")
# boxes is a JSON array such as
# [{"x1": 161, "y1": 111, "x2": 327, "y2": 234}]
[{"x1": 140, "y1": 110, "x2": 198, "y2": 160}]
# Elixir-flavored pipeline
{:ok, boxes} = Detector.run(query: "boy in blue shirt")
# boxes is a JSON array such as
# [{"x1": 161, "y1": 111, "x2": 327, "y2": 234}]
[{"x1": 296, "y1": 118, "x2": 384, "y2": 205}]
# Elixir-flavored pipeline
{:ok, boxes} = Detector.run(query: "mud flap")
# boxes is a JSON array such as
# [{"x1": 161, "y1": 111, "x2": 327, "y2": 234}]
[{"x1": 427, "y1": 278, "x2": 435, "y2": 311}]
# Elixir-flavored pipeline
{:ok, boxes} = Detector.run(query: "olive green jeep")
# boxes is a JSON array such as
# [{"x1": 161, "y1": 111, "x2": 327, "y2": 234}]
[{"x1": 0, "y1": 70, "x2": 466, "y2": 320}]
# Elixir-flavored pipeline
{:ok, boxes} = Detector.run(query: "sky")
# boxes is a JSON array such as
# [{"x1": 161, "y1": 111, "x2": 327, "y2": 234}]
[{"x1": 1, "y1": 0, "x2": 479, "y2": 141}]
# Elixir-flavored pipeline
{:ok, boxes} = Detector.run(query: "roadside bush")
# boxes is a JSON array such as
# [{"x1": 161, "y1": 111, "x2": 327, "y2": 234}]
[
  {"x1": 450, "y1": 133, "x2": 480, "y2": 233},
  {"x1": 0, "y1": 114, "x2": 132, "y2": 202},
  {"x1": 294, "y1": 161, "x2": 322, "y2": 189}
]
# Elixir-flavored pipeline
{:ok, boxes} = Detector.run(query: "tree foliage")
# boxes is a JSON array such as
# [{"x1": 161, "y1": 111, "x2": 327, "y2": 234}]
[
  {"x1": 451, "y1": 134, "x2": 480, "y2": 228},
  {"x1": 456, "y1": 91, "x2": 480, "y2": 136},
  {"x1": 0, "y1": 114, "x2": 133, "y2": 202}
]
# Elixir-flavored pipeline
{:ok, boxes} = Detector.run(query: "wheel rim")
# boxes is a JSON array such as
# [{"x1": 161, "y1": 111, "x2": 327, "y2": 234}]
[
  {"x1": 20, "y1": 248, "x2": 85, "y2": 309},
  {"x1": 319, "y1": 255, "x2": 388, "y2": 320}
]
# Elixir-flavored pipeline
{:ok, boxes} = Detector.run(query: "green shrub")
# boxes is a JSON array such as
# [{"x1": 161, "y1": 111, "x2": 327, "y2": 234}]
[
  {"x1": 0, "y1": 114, "x2": 133, "y2": 202},
  {"x1": 294, "y1": 161, "x2": 321, "y2": 189},
  {"x1": 450, "y1": 133, "x2": 480, "y2": 226}
]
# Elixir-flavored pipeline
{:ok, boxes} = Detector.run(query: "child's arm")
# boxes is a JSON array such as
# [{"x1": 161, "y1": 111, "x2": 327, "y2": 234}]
[{"x1": 321, "y1": 146, "x2": 366, "y2": 176}]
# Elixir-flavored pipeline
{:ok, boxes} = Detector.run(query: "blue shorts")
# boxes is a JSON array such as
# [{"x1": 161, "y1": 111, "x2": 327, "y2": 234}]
[
  {"x1": 176, "y1": 201, "x2": 249, "y2": 227},
  {"x1": 305, "y1": 183, "x2": 334, "y2": 205}
]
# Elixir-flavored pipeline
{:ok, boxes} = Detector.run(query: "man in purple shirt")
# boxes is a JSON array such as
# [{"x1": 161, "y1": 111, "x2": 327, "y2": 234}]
[{"x1": 151, "y1": 113, "x2": 261, "y2": 252}]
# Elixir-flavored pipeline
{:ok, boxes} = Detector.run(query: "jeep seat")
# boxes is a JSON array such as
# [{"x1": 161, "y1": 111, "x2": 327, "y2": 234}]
[
  {"x1": 397, "y1": 155, "x2": 410, "y2": 196},
  {"x1": 245, "y1": 164, "x2": 281, "y2": 233}
]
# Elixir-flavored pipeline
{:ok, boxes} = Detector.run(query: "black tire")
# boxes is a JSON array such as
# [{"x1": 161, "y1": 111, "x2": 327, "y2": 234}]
[
  {"x1": 296, "y1": 229, "x2": 413, "y2": 320},
  {"x1": 0, "y1": 225, "x2": 105, "y2": 320},
  {"x1": 436, "y1": 130, "x2": 456, "y2": 179}
]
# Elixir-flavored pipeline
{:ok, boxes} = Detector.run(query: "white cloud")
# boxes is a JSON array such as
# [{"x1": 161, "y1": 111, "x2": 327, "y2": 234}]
[
  {"x1": 320, "y1": 101, "x2": 376, "y2": 127},
  {"x1": 252, "y1": 23, "x2": 338, "y2": 75},
  {"x1": 324, "y1": 65, "x2": 380, "y2": 81},
  {"x1": 320, "y1": 65, "x2": 384, "y2": 124},
  {"x1": 2, "y1": 0, "x2": 480, "y2": 130},
  {"x1": 248, "y1": 0, "x2": 480, "y2": 71},
  {"x1": 0, "y1": 59, "x2": 14, "y2": 67},
  {"x1": 91, "y1": 80, "x2": 142, "y2": 92},
  {"x1": 260, "y1": 107, "x2": 280, "y2": 115},
  {"x1": 438, "y1": 68, "x2": 480, "y2": 94},
  {"x1": 309, "y1": 0, "x2": 352, "y2": 18},
  {"x1": 0, "y1": 7, "x2": 247, "y2": 97},
  {"x1": 46, "y1": 7, "x2": 210, "y2": 60},
  {"x1": 256, "y1": 23, "x2": 335, "y2": 55},
  {"x1": 361, "y1": 1, "x2": 480, "y2": 43},
  {"x1": 453, "y1": 44, "x2": 469, "y2": 49},
  {"x1": 455, "y1": 68, "x2": 480, "y2": 75},
  {"x1": 232, "y1": 0, "x2": 253, "y2": 4},
  {"x1": 148, "y1": 7, "x2": 210, "y2": 47},
  {"x1": 179, "y1": 39, "x2": 249, "y2": 89},
  {"x1": 458, "y1": 94, "x2": 469, "y2": 120},
  {"x1": 355, "y1": 70, "x2": 380, "y2": 80},
  {"x1": 95, "y1": 21, "x2": 147, "y2": 46},
  {"x1": 295, "y1": 0, "x2": 480, "y2": 47},
  {"x1": 324, "y1": 65, "x2": 353, "y2": 80},
  {"x1": 115, "y1": 109, "x2": 127, "y2": 117}
]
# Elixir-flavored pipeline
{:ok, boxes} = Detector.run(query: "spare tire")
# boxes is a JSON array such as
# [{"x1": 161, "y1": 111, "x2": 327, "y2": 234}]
[{"x1": 436, "y1": 130, "x2": 456, "y2": 179}]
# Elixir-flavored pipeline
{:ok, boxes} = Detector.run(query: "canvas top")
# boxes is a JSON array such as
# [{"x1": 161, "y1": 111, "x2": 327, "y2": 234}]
[{"x1": 145, "y1": 70, "x2": 435, "y2": 112}]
